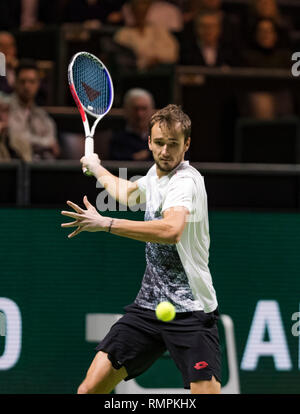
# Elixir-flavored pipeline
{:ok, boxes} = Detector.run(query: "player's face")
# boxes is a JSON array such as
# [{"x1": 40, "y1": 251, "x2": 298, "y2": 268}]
[{"x1": 149, "y1": 122, "x2": 190, "y2": 177}]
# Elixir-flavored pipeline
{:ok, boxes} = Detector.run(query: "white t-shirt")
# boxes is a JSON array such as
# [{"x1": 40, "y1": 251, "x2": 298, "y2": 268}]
[{"x1": 135, "y1": 160, "x2": 218, "y2": 313}]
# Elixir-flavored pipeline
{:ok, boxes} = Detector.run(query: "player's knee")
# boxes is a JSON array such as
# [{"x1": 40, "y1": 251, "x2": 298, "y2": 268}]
[
  {"x1": 77, "y1": 381, "x2": 98, "y2": 394},
  {"x1": 77, "y1": 382, "x2": 89, "y2": 394},
  {"x1": 190, "y1": 376, "x2": 221, "y2": 394}
]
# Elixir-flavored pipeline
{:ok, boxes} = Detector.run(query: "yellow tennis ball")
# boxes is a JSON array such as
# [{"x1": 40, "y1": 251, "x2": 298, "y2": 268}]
[{"x1": 155, "y1": 301, "x2": 176, "y2": 322}]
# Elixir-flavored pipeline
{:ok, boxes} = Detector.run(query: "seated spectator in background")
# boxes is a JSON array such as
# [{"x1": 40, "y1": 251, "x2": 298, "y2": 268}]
[
  {"x1": 182, "y1": 0, "x2": 241, "y2": 47},
  {"x1": 244, "y1": 0, "x2": 293, "y2": 47},
  {"x1": 0, "y1": 31, "x2": 50, "y2": 106},
  {"x1": 242, "y1": 19, "x2": 291, "y2": 69},
  {"x1": 0, "y1": 31, "x2": 18, "y2": 94},
  {"x1": 110, "y1": 88, "x2": 154, "y2": 161},
  {"x1": 114, "y1": 0, "x2": 179, "y2": 71},
  {"x1": 180, "y1": 10, "x2": 240, "y2": 67},
  {"x1": 240, "y1": 19, "x2": 293, "y2": 119},
  {"x1": 6, "y1": 60, "x2": 60, "y2": 161},
  {"x1": 121, "y1": 0, "x2": 183, "y2": 32},
  {"x1": 0, "y1": 99, "x2": 13, "y2": 160}
]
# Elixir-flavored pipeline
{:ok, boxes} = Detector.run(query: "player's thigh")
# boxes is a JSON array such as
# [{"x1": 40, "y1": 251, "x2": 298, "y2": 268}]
[
  {"x1": 190, "y1": 375, "x2": 221, "y2": 394},
  {"x1": 77, "y1": 351, "x2": 128, "y2": 394},
  {"x1": 162, "y1": 309, "x2": 221, "y2": 390}
]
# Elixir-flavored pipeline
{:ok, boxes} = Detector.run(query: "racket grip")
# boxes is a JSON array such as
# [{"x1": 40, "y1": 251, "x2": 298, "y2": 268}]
[
  {"x1": 83, "y1": 136, "x2": 94, "y2": 176},
  {"x1": 83, "y1": 169, "x2": 94, "y2": 176}
]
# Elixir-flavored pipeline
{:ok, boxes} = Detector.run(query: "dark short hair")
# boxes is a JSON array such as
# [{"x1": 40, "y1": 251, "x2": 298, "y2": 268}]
[
  {"x1": 15, "y1": 59, "x2": 39, "y2": 78},
  {"x1": 149, "y1": 104, "x2": 191, "y2": 142}
]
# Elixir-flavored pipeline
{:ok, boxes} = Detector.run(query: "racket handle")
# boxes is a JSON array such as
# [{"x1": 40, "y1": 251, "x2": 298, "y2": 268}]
[
  {"x1": 83, "y1": 169, "x2": 94, "y2": 176},
  {"x1": 83, "y1": 136, "x2": 94, "y2": 176}
]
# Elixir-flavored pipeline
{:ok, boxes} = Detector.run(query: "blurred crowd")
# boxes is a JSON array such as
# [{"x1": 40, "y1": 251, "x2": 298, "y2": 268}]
[{"x1": 0, "y1": 0, "x2": 298, "y2": 162}]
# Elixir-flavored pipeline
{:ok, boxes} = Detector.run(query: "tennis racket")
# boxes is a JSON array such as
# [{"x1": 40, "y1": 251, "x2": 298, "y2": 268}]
[{"x1": 68, "y1": 51, "x2": 114, "y2": 176}]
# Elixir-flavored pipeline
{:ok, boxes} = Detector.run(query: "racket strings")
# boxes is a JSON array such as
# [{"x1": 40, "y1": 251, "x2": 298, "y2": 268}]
[{"x1": 72, "y1": 54, "x2": 111, "y2": 116}]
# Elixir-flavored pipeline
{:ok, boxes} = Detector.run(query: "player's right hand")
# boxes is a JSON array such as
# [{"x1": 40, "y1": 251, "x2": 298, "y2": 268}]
[{"x1": 80, "y1": 153, "x2": 101, "y2": 177}]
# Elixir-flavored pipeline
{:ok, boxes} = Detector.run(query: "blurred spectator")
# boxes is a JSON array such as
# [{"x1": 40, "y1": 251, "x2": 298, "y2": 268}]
[
  {"x1": 110, "y1": 88, "x2": 154, "y2": 161},
  {"x1": 0, "y1": 31, "x2": 18, "y2": 94},
  {"x1": 0, "y1": 31, "x2": 51, "y2": 105},
  {"x1": 180, "y1": 0, "x2": 242, "y2": 52},
  {"x1": 121, "y1": 0, "x2": 183, "y2": 32},
  {"x1": 180, "y1": 10, "x2": 240, "y2": 67},
  {"x1": 244, "y1": 0, "x2": 293, "y2": 47},
  {"x1": 240, "y1": 19, "x2": 293, "y2": 119},
  {"x1": 114, "y1": 0, "x2": 179, "y2": 71},
  {"x1": 242, "y1": 19, "x2": 291, "y2": 69},
  {"x1": 6, "y1": 59, "x2": 60, "y2": 161},
  {"x1": 0, "y1": 99, "x2": 13, "y2": 160}
]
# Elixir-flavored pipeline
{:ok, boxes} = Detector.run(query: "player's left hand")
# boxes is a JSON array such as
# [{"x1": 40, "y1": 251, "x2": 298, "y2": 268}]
[
  {"x1": 80, "y1": 154, "x2": 101, "y2": 177},
  {"x1": 61, "y1": 196, "x2": 110, "y2": 238}
]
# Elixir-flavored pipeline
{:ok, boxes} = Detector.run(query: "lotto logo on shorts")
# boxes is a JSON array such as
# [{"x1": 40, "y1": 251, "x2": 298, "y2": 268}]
[{"x1": 194, "y1": 361, "x2": 208, "y2": 370}]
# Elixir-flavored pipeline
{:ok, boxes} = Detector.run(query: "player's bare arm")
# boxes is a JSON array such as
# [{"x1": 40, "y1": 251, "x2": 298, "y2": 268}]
[
  {"x1": 80, "y1": 154, "x2": 140, "y2": 206},
  {"x1": 61, "y1": 196, "x2": 188, "y2": 244}
]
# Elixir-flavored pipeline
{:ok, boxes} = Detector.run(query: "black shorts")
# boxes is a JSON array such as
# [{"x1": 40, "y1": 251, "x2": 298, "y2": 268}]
[{"x1": 95, "y1": 303, "x2": 221, "y2": 389}]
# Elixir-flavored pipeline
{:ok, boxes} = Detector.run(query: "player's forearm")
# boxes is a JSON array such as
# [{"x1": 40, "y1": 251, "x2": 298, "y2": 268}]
[
  {"x1": 93, "y1": 164, "x2": 132, "y2": 206},
  {"x1": 107, "y1": 218, "x2": 179, "y2": 244}
]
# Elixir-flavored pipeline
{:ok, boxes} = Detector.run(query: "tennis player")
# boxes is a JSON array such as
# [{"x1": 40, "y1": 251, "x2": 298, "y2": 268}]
[{"x1": 61, "y1": 104, "x2": 221, "y2": 394}]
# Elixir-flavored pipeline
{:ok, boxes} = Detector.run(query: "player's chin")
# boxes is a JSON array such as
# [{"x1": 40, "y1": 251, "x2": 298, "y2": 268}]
[
  {"x1": 159, "y1": 159, "x2": 182, "y2": 172},
  {"x1": 156, "y1": 160, "x2": 173, "y2": 172}
]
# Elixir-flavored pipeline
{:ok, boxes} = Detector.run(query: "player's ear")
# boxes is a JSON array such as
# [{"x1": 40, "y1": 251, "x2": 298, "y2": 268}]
[
  {"x1": 148, "y1": 135, "x2": 152, "y2": 150},
  {"x1": 184, "y1": 137, "x2": 191, "y2": 152}
]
